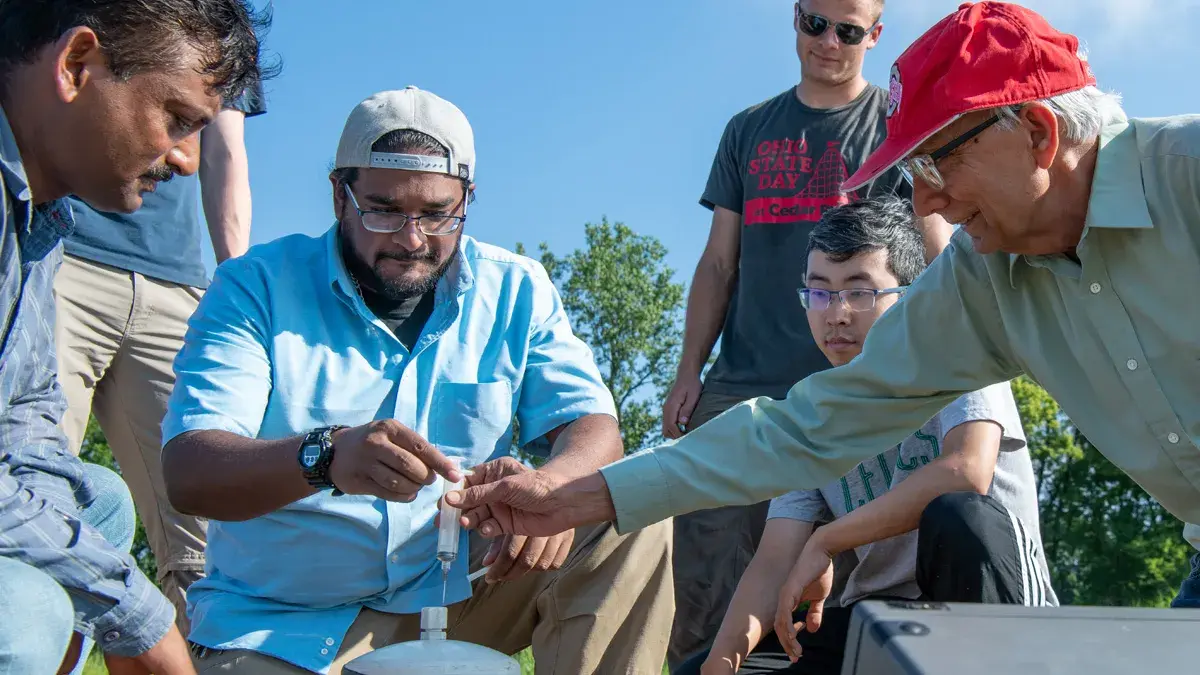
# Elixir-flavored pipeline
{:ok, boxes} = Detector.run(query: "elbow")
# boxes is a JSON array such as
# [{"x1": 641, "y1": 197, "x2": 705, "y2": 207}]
[
  {"x1": 940, "y1": 460, "x2": 993, "y2": 496},
  {"x1": 161, "y1": 440, "x2": 206, "y2": 517}
]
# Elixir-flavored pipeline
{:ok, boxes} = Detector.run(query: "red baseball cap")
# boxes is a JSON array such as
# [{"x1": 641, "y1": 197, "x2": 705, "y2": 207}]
[{"x1": 842, "y1": 1, "x2": 1096, "y2": 192}]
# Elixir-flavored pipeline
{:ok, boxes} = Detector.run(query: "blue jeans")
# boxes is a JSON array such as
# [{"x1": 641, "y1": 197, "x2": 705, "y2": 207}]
[
  {"x1": 1171, "y1": 553, "x2": 1200, "y2": 608},
  {"x1": 0, "y1": 464, "x2": 137, "y2": 675}
]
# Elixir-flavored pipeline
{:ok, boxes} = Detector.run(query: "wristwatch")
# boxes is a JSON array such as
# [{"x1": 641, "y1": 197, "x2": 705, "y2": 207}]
[{"x1": 298, "y1": 426, "x2": 347, "y2": 495}]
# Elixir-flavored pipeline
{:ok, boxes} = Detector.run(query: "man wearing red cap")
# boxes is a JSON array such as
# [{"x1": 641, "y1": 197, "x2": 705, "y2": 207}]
[
  {"x1": 659, "y1": 0, "x2": 951, "y2": 666},
  {"x1": 449, "y1": 0, "x2": 1200, "y2": 629}
]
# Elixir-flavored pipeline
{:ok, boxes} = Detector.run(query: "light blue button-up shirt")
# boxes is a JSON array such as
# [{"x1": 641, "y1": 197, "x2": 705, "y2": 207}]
[{"x1": 163, "y1": 226, "x2": 616, "y2": 673}]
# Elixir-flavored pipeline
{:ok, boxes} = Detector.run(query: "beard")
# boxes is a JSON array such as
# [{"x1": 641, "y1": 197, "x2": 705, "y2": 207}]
[
  {"x1": 339, "y1": 220, "x2": 458, "y2": 301},
  {"x1": 372, "y1": 246, "x2": 456, "y2": 300}
]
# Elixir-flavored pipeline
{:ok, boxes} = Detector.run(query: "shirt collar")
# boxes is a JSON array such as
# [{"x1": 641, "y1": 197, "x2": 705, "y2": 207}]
[
  {"x1": 0, "y1": 105, "x2": 32, "y2": 206},
  {"x1": 1008, "y1": 111, "x2": 1152, "y2": 282},
  {"x1": 324, "y1": 224, "x2": 475, "y2": 308}
]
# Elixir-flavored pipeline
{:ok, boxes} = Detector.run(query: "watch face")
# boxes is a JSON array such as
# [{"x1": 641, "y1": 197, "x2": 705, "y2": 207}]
[{"x1": 301, "y1": 445, "x2": 321, "y2": 468}]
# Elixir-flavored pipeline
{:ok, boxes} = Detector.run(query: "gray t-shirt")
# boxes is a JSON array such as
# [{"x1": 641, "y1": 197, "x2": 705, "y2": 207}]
[
  {"x1": 700, "y1": 85, "x2": 909, "y2": 400},
  {"x1": 768, "y1": 382, "x2": 1057, "y2": 607}
]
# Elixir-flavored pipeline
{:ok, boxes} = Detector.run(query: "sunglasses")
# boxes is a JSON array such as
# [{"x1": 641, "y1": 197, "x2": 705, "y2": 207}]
[{"x1": 796, "y1": 10, "x2": 878, "y2": 46}]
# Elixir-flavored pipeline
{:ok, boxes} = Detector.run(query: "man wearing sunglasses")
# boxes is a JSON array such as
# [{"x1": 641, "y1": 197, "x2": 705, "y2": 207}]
[
  {"x1": 158, "y1": 87, "x2": 673, "y2": 674},
  {"x1": 677, "y1": 197, "x2": 1051, "y2": 675},
  {"x1": 660, "y1": 0, "x2": 951, "y2": 666},
  {"x1": 444, "y1": 0, "x2": 1200, "y2": 627}
]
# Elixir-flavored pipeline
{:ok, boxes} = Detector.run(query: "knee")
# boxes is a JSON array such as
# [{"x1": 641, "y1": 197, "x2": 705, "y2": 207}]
[
  {"x1": 0, "y1": 560, "x2": 74, "y2": 671},
  {"x1": 919, "y1": 492, "x2": 996, "y2": 548},
  {"x1": 80, "y1": 463, "x2": 137, "y2": 552}
]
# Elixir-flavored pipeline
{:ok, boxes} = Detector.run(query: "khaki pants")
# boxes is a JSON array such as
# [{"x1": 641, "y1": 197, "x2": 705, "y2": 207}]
[
  {"x1": 192, "y1": 519, "x2": 675, "y2": 674},
  {"x1": 667, "y1": 390, "x2": 855, "y2": 669},
  {"x1": 53, "y1": 255, "x2": 206, "y2": 633}
]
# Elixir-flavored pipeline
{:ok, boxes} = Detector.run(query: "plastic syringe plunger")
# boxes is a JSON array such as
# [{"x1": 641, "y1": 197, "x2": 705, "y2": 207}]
[{"x1": 437, "y1": 458, "x2": 464, "y2": 565}]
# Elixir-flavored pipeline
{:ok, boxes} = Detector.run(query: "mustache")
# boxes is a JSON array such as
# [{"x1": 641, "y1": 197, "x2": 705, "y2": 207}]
[
  {"x1": 376, "y1": 249, "x2": 436, "y2": 263},
  {"x1": 141, "y1": 164, "x2": 176, "y2": 183}
]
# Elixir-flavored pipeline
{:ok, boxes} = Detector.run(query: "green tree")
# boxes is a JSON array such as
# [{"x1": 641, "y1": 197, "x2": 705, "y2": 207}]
[
  {"x1": 517, "y1": 218, "x2": 685, "y2": 453},
  {"x1": 1011, "y1": 376, "x2": 1191, "y2": 606},
  {"x1": 78, "y1": 415, "x2": 158, "y2": 583}
]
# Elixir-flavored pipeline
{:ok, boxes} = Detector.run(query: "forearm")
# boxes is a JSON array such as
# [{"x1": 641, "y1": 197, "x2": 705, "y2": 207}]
[
  {"x1": 814, "y1": 457, "x2": 986, "y2": 556},
  {"x1": 162, "y1": 430, "x2": 313, "y2": 521},
  {"x1": 677, "y1": 258, "x2": 735, "y2": 375},
  {"x1": 200, "y1": 110, "x2": 251, "y2": 263},
  {"x1": 0, "y1": 464, "x2": 174, "y2": 656},
  {"x1": 541, "y1": 414, "x2": 623, "y2": 479},
  {"x1": 710, "y1": 521, "x2": 813, "y2": 665}
]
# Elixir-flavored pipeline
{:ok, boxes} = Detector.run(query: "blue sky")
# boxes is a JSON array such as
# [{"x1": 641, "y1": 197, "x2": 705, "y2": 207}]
[{"x1": 221, "y1": 0, "x2": 1200, "y2": 283}]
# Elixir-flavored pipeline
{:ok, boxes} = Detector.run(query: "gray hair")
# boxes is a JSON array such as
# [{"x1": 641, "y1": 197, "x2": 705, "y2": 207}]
[
  {"x1": 807, "y1": 196, "x2": 926, "y2": 286},
  {"x1": 992, "y1": 51, "x2": 1126, "y2": 143}
]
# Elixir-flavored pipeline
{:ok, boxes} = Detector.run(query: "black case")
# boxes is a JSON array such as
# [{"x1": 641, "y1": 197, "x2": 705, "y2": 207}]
[{"x1": 842, "y1": 599, "x2": 1200, "y2": 674}]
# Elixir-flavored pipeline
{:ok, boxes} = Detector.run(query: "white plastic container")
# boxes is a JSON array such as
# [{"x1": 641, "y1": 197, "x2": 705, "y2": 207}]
[{"x1": 343, "y1": 607, "x2": 520, "y2": 675}]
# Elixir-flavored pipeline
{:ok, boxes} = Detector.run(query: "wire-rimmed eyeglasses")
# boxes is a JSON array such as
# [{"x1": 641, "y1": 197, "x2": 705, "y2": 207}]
[
  {"x1": 797, "y1": 287, "x2": 908, "y2": 312},
  {"x1": 343, "y1": 183, "x2": 467, "y2": 235}
]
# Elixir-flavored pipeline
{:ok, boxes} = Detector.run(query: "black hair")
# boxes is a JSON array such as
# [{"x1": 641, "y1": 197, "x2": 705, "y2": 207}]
[
  {"x1": 806, "y1": 196, "x2": 925, "y2": 285},
  {"x1": 0, "y1": 0, "x2": 277, "y2": 103}
]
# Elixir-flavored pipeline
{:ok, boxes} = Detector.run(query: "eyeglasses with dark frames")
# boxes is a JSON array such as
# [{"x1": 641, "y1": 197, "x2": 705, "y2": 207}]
[
  {"x1": 796, "y1": 9, "x2": 879, "y2": 45},
  {"x1": 343, "y1": 183, "x2": 467, "y2": 236}
]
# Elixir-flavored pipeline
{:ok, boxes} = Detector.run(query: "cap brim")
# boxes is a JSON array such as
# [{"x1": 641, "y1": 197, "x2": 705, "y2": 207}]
[{"x1": 841, "y1": 119, "x2": 957, "y2": 193}]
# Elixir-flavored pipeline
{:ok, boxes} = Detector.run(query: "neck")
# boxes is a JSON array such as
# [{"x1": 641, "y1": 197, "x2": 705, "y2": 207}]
[
  {"x1": 795, "y1": 75, "x2": 867, "y2": 110},
  {"x1": 0, "y1": 78, "x2": 64, "y2": 205},
  {"x1": 1035, "y1": 137, "x2": 1101, "y2": 257}
]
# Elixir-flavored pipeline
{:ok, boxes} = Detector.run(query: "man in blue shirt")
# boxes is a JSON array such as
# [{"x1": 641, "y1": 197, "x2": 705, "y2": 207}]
[
  {"x1": 0, "y1": 1, "x2": 268, "y2": 674},
  {"x1": 55, "y1": 78, "x2": 266, "y2": 636},
  {"x1": 162, "y1": 87, "x2": 673, "y2": 675}
]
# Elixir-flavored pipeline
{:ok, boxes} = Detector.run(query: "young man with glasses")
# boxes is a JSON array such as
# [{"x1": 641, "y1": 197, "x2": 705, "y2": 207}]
[
  {"x1": 159, "y1": 87, "x2": 673, "y2": 674},
  {"x1": 661, "y1": 0, "x2": 952, "y2": 666},
  {"x1": 675, "y1": 196, "x2": 1052, "y2": 675}
]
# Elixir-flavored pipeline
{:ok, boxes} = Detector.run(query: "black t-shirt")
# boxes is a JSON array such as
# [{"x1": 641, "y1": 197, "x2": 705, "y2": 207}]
[{"x1": 699, "y1": 84, "x2": 911, "y2": 400}]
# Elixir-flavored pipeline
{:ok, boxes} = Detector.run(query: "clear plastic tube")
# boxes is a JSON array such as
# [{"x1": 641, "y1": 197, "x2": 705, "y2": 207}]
[{"x1": 437, "y1": 458, "x2": 464, "y2": 574}]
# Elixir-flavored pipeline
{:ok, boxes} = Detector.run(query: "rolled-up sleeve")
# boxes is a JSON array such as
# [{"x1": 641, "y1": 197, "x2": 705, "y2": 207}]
[
  {"x1": 515, "y1": 262, "x2": 617, "y2": 457},
  {"x1": 601, "y1": 232, "x2": 1025, "y2": 534},
  {"x1": 163, "y1": 257, "x2": 273, "y2": 444}
]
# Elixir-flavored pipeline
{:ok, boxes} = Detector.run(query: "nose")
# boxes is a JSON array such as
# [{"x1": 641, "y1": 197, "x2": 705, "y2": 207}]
[
  {"x1": 911, "y1": 179, "x2": 950, "y2": 219},
  {"x1": 817, "y1": 25, "x2": 842, "y2": 50},
  {"x1": 825, "y1": 297, "x2": 852, "y2": 326},
  {"x1": 165, "y1": 132, "x2": 201, "y2": 177},
  {"x1": 390, "y1": 222, "x2": 426, "y2": 252}
]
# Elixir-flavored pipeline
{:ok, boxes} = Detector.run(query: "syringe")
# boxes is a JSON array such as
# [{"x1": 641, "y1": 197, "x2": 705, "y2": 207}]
[{"x1": 436, "y1": 458, "x2": 465, "y2": 604}]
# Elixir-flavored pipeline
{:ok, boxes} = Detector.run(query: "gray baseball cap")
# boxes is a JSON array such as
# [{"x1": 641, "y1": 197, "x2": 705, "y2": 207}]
[{"x1": 334, "y1": 86, "x2": 475, "y2": 181}]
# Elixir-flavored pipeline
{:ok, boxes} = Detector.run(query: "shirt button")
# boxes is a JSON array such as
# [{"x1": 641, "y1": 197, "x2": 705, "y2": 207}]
[
  {"x1": 1168, "y1": 433, "x2": 1180, "y2": 444},
  {"x1": 103, "y1": 630, "x2": 121, "y2": 642},
  {"x1": 321, "y1": 648, "x2": 329, "y2": 655},
  {"x1": 390, "y1": 554, "x2": 399, "y2": 563},
  {"x1": 325, "y1": 638, "x2": 335, "y2": 646},
  {"x1": 1089, "y1": 282, "x2": 1102, "y2": 294},
  {"x1": 1126, "y1": 359, "x2": 1138, "y2": 371}
]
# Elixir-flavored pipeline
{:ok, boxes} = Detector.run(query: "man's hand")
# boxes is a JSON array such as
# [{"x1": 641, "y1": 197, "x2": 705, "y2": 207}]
[
  {"x1": 482, "y1": 531, "x2": 575, "y2": 583},
  {"x1": 447, "y1": 468, "x2": 616, "y2": 538},
  {"x1": 774, "y1": 541, "x2": 836, "y2": 663},
  {"x1": 328, "y1": 420, "x2": 462, "y2": 502},
  {"x1": 103, "y1": 624, "x2": 196, "y2": 675},
  {"x1": 662, "y1": 372, "x2": 702, "y2": 439}
]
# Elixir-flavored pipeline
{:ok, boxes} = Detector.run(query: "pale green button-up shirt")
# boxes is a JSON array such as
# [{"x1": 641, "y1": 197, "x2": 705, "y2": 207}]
[{"x1": 603, "y1": 111, "x2": 1200, "y2": 550}]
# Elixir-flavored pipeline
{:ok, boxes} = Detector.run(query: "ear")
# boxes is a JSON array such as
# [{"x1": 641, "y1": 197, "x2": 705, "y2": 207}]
[
  {"x1": 1021, "y1": 103, "x2": 1060, "y2": 171},
  {"x1": 866, "y1": 22, "x2": 883, "y2": 49},
  {"x1": 52, "y1": 27, "x2": 106, "y2": 104},
  {"x1": 330, "y1": 174, "x2": 346, "y2": 218}
]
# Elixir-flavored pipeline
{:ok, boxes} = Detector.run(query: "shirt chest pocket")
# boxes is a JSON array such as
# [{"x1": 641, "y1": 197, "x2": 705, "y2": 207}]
[{"x1": 431, "y1": 382, "x2": 514, "y2": 459}]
